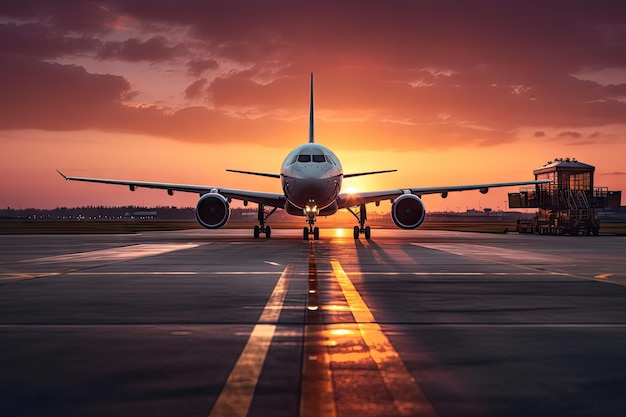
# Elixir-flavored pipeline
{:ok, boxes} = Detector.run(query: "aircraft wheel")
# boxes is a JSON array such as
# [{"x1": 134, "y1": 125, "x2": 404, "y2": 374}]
[
  {"x1": 254, "y1": 225, "x2": 260, "y2": 239},
  {"x1": 353, "y1": 226, "x2": 360, "y2": 239},
  {"x1": 265, "y1": 225, "x2": 271, "y2": 239},
  {"x1": 303, "y1": 227, "x2": 309, "y2": 240},
  {"x1": 364, "y1": 226, "x2": 371, "y2": 240},
  {"x1": 313, "y1": 227, "x2": 320, "y2": 240}
]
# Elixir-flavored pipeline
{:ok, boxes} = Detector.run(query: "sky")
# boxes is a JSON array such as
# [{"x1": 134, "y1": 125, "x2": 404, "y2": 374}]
[{"x1": 1, "y1": 0, "x2": 625, "y2": 212}]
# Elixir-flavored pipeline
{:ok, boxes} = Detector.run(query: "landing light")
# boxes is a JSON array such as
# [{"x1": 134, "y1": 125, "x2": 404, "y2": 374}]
[{"x1": 344, "y1": 185, "x2": 358, "y2": 194}]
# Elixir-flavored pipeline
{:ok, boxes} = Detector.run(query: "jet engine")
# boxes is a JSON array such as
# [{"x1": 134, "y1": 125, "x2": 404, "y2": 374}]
[
  {"x1": 391, "y1": 194, "x2": 426, "y2": 229},
  {"x1": 195, "y1": 193, "x2": 230, "y2": 229}
]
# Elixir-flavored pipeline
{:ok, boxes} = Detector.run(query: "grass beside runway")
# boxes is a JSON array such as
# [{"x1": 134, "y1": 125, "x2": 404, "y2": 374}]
[{"x1": 2, "y1": 220, "x2": 625, "y2": 235}]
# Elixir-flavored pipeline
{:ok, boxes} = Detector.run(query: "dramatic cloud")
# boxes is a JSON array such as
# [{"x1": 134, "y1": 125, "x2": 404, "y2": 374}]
[
  {"x1": 0, "y1": 56, "x2": 133, "y2": 130},
  {"x1": 99, "y1": 36, "x2": 184, "y2": 62},
  {"x1": 1, "y1": 0, "x2": 625, "y2": 150},
  {"x1": 185, "y1": 78, "x2": 208, "y2": 100},
  {"x1": 187, "y1": 59, "x2": 219, "y2": 77},
  {"x1": 558, "y1": 131, "x2": 583, "y2": 139},
  {"x1": 0, "y1": 22, "x2": 101, "y2": 58},
  {"x1": 0, "y1": 1, "x2": 119, "y2": 33}
]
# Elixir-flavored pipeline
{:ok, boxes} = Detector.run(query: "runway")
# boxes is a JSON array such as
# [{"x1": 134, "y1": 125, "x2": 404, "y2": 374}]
[{"x1": 1, "y1": 228, "x2": 626, "y2": 417}]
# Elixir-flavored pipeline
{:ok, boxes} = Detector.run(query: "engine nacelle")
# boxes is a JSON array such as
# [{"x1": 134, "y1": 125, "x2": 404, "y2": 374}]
[
  {"x1": 391, "y1": 194, "x2": 426, "y2": 229},
  {"x1": 195, "y1": 193, "x2": 230, "y2": 229}
]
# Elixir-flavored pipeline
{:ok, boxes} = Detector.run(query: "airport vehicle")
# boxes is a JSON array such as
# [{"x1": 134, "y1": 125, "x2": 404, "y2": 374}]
[
  {"x1": 58, "y1": 74, "x2": 549, "y2": 240},
  {"x1": 509, "y1": 158, "x2": 621, "y2": 235}
]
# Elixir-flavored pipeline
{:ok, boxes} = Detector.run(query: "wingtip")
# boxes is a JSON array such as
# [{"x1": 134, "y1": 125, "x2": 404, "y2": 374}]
[{"x1": 56, "y1": 169, "x2": 67, "y2": 180}]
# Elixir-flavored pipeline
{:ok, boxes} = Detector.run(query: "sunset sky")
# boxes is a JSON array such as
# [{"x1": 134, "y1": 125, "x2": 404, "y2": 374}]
[{"x1": 1, "y1": 1, "x2": 625, "y2": 212}]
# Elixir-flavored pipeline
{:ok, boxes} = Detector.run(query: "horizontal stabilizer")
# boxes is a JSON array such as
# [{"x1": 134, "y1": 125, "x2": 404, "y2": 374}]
[
  {"x1": 343, "y1": 169, "x2": 397, "y2": 179},
  {"x1": 226, "y1": 169, "x2": 281, "y2": 179}
]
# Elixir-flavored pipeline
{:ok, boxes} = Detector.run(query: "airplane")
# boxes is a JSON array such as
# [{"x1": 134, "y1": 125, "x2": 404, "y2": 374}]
[{"x1": 58, "y1": 74, "x2": 550, "y2": 240}]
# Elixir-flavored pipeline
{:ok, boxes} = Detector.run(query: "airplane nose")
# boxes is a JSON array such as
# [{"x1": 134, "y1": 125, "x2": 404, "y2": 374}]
[{"x1": 289, "y1": 178, "x2": 337, "y2": 208}]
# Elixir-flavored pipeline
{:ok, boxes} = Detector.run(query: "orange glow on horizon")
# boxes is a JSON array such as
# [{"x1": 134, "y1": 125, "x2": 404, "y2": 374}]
[{"x1": 2, "y1": 128, "x2": 625, "y2": 211}]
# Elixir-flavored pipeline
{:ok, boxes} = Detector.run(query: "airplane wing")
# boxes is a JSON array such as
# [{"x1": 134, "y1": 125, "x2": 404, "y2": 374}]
[
  {"x1": 225, "y1": 169, "x2": 281, "y2": 179},
  {"x1": 343, "y1": 169, "x2": 397, "y2": 178},
  {"x1": 337, "y1": 180, "x2": 551, "y2": 208},
  {"x1": 56, "y1": 171, "x2": 286, "y2": 208}
]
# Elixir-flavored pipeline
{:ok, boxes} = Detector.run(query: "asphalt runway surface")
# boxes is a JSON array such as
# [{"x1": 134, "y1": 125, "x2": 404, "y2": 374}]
[{"x1": 1, "y1": 228, "x2": 626, "y2": 417}]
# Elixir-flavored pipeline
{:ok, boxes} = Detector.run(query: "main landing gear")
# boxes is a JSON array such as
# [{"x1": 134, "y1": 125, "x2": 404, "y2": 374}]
[
  {"x1": 347, "y1": 203, "x2": 371, "y2": 239},
  {"x1": 254, "y1": 203, "x2": 277, "y2": 239}
]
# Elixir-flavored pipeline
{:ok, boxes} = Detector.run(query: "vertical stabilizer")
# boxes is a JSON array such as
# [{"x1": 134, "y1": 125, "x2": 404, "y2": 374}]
[{"x1": 308, "y1": 73, "x2": 314, "y2": 143}]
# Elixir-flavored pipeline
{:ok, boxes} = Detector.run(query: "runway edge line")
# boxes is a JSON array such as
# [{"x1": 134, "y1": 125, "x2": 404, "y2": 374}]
[{"x1": 208, "y1": 264, "x2": 293, "y2": 417}]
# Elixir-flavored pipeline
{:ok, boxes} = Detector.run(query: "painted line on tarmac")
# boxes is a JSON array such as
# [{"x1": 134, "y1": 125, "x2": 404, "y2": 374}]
[
  {"x1": 412, "y1": 243, "x2": 566, "y2": 263},
  {"x1": 346, "y1": 271, "x2": 573, "y2": 276},
  {"x1": 300, "y1": 243, "x2": 337, "y2": 417},
  {"x1": 25, "y1": 243, "x2": 200, "y2": 263},
  {"x1": 208, "y1": 263, "x2": 292, "y2": 417},
  {"x1": 0, "y1": 272, "x2": 64, "y2": 281},
  {"x1": 6, "y1": 271, "x2": 573, "y2": 279},
  {"x1": 331, "y1": 260, "x2": 438, "y2": 417},
  {"x1": 64, "y1": 271, "x2": 281, "y2": 276},
  {"x1": 1, "y1": 271, "x2": 283, "y2": 282}
]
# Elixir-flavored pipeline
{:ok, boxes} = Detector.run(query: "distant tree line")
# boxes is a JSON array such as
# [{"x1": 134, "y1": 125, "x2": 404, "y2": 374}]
[
  {"x1": 0, "y1": 205, "x2": 391, "y2": 222},
  {"x1": 0, "y1": 206, "x2": 197, "y2": 220},
  {"x1": 0, "y1": 206, "x2": 330, "y2": 221}
]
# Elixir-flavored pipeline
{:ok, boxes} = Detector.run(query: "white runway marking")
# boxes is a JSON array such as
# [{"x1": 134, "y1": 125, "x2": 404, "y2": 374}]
[
  {"x1": 0, "y1": 272, "x2": 63, "y2": 281},
  {"x1": 65, "y1": 271, "x2": 280, "y2": 276},
  {"x1": 413, "y1": 243, "x2": 566, "y2": 263},
  {"x1": 25, "y1": 244, "x2": 200, "y2": 263}
]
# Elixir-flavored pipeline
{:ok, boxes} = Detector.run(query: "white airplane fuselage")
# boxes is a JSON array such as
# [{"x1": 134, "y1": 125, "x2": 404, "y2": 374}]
[{"x1": 280, "y1": 143, "x2": 343, "y2": 217}]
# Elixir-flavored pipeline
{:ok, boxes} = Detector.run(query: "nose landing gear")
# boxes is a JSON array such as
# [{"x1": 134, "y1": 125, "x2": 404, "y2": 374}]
[
  {"x1": 303, "y1": 225, "x2": 320, "y2": 240},
  {"x1": 303, "y1": 201, "x2": 320, "y2": 240}
]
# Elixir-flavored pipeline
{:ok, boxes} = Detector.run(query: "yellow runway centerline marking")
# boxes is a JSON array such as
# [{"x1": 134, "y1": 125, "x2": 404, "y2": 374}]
[
  {"x1": 301, "y1": 243, "x2": 337, "y2": 417},
  {"x1": 208, "y1": 264, "x2": 292, "y2": 417},
  {"x1": 330, "y1": 260, "x2": 438, "y2": 417}
]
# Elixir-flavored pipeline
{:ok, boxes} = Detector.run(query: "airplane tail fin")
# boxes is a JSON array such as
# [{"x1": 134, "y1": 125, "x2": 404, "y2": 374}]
[{"x1": 308, "y1": 73, "x2": 314, "y2": 143}]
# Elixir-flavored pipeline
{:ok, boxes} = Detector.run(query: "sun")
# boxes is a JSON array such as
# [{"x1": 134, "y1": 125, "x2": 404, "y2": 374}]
[{"x1": 344, "y1": 185, "x2": 358, "y2": 194}]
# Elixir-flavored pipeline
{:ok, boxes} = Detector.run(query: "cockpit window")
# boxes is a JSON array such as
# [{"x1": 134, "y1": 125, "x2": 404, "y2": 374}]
[
  {"x1": 312, "y1": 154, "x2": 325, "y2": 163},
  {"x1": 297, "y1": 154, "x2": 311, "y2": 163}
]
